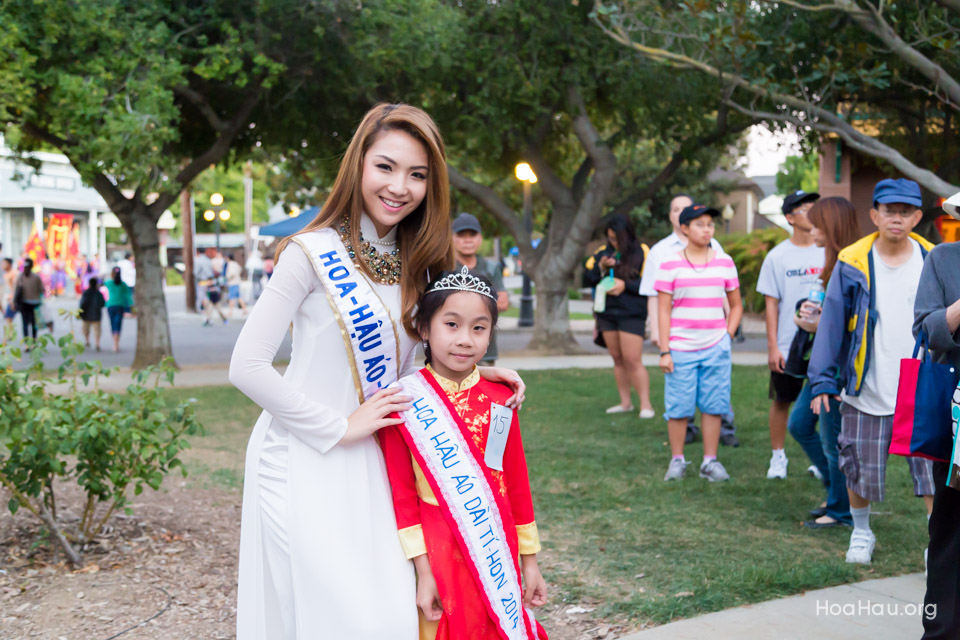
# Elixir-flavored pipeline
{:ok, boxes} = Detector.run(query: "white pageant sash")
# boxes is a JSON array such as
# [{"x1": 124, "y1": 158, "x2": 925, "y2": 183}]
[
  {"x1": 294, "y1": 230, "x2": 400, "y2": 403},
  {"x1": 396, "y1": 371, "x2": 535, "y2": 640}
]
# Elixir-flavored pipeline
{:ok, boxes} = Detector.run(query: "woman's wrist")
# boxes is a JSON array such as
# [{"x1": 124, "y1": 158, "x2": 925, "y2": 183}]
[{"x1": 659, "y1": 350, "x2": 671, "y2": 357}]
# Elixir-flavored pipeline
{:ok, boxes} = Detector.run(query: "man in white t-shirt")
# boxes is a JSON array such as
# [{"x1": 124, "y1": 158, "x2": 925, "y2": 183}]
[
  {"x1": 639, "y1": 194, "x2": 739, "y2": 447},
  {"x1": 808, "y1": 178, "x2": 935, "y2": 566},
  {"x1": 117, "y1": 252, "x2": 136, "y2": 302},
  {"x1": 756, "y1": 190, "x2": 824, "y2": 479}
]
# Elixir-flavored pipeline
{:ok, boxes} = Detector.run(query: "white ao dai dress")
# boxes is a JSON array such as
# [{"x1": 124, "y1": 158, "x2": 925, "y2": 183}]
[{"x1": 229, "y1": 215, "x2": 418, "y2": 639}]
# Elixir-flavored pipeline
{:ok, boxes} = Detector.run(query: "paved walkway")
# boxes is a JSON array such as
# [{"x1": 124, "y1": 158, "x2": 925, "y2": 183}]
[
  {"x1": 48, "y1": 350, "x2": 768, "y2": 393},
  {"x1": 620, "y1": 573, "x2": 928, "y2": 640}
]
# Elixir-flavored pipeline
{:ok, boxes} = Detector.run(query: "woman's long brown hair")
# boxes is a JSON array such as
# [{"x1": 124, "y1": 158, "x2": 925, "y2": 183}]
[
  {"x1": 277, "y1": 103, "x2": 454, "y2": 337},
  {"x1": 807, "y1": 197, "x2": 862, "y2": 284}
]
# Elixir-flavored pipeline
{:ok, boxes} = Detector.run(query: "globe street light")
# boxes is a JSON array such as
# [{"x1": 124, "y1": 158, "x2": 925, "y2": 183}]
[
  {"x1": 204, "y1": 192, "x2": 231, "y2": 254},
  {"x1": 514, "y1": 163, "x2": 537, "y2": 328}
]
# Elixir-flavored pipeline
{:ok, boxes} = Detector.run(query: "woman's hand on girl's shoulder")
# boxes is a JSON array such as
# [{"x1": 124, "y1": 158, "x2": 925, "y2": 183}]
[
  {"x1": 478, "y1": 367, "x2": 525, "y2": 409},
  {"x1": 342, "y1": 387, "x2": 413, "y2": 445}
]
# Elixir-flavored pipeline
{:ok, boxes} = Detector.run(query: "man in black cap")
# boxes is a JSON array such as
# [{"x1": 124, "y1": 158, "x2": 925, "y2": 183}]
[
  {"x1": 755, "y1": 189, "x2": 823, "y2": 481},
  {"x1": 452, "y1": 212, "x2": 509, "y2": 365}
]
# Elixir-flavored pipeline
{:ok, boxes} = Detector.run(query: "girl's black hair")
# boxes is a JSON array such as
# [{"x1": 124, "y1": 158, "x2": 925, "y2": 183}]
[
  {"x1": 23, "y1": 258, "x2": 34, "y2": 274},
  {"x1": 415, "y1": 269, "x2": 499, "y2": 365},
  {"x1": 112, "y1": 266, "x2": 122, "y2": 285},
  {"x1": 604, "y1": 214, "x2": 644, "y2": 281}
]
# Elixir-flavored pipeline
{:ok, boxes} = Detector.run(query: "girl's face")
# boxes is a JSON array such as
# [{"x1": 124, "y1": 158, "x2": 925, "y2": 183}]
[
  {"x1": 421, "y1": 292, "x2": 493, "y2": 382},
  {"x1": 811, "y1": 224, "x2": 826, "y2": 248},
  {"x1": 605, "y1": 228, "x2": 619, "y2": 251},
  {"x1": 681, "y1": 215, "x2": 715, "y2": 248},
  {"x1": 361, "y1": 129, "x2": 429, "y2": 238}
]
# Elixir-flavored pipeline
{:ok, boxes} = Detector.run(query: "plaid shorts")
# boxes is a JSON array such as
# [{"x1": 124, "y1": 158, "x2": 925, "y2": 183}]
[{"x1": 838, "y1": 403, "x2": 935, "y2": 502}]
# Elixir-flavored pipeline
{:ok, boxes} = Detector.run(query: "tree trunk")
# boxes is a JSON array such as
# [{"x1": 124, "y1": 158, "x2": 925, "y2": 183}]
[
  {"x1": 527, "y1": 265, "x2": 580, "y2": 353},
  {"x1": 122, "y1": 203, "x2": 176, "y2": 369}
]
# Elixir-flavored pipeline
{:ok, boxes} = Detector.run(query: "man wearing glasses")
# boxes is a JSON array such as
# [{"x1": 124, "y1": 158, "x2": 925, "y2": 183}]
[{"x1": 808, "y1": 178, "x2": 935, "y2": 566}]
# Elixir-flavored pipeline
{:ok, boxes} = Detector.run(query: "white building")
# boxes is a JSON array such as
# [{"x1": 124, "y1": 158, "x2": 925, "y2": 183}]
[{"x1": 0, "y1": 140, "x2": 175, "y2": 266}]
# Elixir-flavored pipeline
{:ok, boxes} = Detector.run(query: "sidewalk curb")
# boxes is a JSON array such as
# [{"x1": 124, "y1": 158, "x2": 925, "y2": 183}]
[{"x1": 618, "y1": 573, "x2": 926, "y2": 640}]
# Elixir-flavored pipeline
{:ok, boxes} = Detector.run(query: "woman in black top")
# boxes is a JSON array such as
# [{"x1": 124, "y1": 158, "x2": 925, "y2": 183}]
[{"x1": 584, "y1": 214, "x2": 655, "y2": 419}]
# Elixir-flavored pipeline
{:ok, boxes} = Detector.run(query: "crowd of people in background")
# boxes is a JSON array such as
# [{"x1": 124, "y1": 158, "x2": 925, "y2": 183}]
[{"x1": 581, "y1": 177, "x2": 960, "y2": 635}]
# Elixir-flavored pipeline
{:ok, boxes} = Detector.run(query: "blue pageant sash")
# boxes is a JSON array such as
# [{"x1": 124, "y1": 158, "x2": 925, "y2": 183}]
[{"x1": 294, "y1": 229, "x2": 401, "y2": 403}]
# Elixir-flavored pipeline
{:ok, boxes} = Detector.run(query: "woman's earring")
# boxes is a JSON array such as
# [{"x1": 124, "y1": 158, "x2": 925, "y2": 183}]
[{"x1": 421, "y1": 340, "x2": 429, "y2": 351}]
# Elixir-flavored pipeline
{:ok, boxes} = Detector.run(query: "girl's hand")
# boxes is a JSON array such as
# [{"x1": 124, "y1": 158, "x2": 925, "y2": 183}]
[
  {"x1": 659, "y1": 353, "x2": 674, "y2": 374},
  {"x1": 342, "y1": 387, "x2": 413, "y2": 445},
  {"x1": 794, "y1": 301, "x2": 820, "y2": 333},
  {"x1": 599, "y1": 255, "x2": 617, "y2": 269},
  {"x1": 478, "y1": 367, "x2": 525, "y2": 409},
  {"x1": 413, "y1": 555, "x2": 443, "y2": 622},
  {"x1": 608, "y1": 278, "x2": 626, "y2": 296},
  {"x1": 810, "y1": 393, "x2": 840, "y2": 415},
  {"x1": 521, "y1": 556, "x2": 547, "y2": 607}
]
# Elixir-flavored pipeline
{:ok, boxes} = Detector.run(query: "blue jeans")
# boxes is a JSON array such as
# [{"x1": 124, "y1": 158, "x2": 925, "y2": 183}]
[
  {"x1": 788, "y1": 383, "x2": 851, "y2": 524},
  {"x1": 788, "y1": 383, "x2": 829, "y2": 483}
]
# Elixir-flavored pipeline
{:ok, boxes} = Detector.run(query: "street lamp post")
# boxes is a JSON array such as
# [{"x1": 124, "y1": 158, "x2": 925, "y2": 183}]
[
  {"x1": 514, "y1": 163, "x2": 537, "y2": 328},
  {"x1": 203, "y1": 192, "x2": 231, "y2": 254}
]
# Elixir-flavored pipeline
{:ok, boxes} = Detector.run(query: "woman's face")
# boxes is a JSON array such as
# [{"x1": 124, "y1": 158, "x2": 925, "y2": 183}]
[
  {"x1": 811, "y1": 224, "x2": 826, "y2": 248},
  {"x1": 605, "y1": 229, "x2": 619, "y2": 251},
  {"x1": 361, "y1": 129, "x2": 429, "y2": 238}
]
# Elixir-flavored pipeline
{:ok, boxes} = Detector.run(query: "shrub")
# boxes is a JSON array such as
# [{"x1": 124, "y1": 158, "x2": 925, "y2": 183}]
[
  {"x1": 0, "y1": 319, "x2": 202, "y2": 566},
  {"x1": 165, "y1": 267, "x2": 185, "y2": 286},
  {"x1": 718, "y1": 227, "x2": 790, "y2": 313}
]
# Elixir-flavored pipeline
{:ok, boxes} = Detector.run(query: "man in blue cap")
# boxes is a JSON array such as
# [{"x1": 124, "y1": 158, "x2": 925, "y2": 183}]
[
  {"x1": 452, "y1": 212, "x2": 509, "y2": 364},
  {"x1": 808, "y1": 178, "x2": 936, "y2": 565}
]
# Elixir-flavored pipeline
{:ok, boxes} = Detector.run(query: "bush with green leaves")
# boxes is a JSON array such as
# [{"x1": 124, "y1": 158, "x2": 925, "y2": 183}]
[
  {"x1": 718, "y1": 227, "x2": 790, "y2": 314},
  {"x1": 0, "y1": 325, "x2": 202, "y2": 566}
]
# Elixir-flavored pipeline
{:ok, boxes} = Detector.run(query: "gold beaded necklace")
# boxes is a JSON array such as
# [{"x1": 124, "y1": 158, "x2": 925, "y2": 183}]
[{"x1": 337, "y1": 217, "x2": 402, "y2": 285}]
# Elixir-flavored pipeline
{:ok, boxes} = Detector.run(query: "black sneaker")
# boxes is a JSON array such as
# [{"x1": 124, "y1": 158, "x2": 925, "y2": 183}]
[{"x1": 719, "y1": 433, "x2": 740, "y2": 447}]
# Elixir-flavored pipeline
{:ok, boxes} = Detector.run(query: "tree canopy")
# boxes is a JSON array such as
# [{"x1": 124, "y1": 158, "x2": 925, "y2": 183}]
[
  {"x1": 0, "y1": 0, "x2": 437, "y2": 366},
  {"x1": 595, "y1": 0, "x2": 960, "y2": 201}
]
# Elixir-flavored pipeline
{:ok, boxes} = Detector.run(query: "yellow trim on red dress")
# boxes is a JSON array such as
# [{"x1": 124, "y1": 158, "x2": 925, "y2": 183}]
[{"x1": 398, "y1": 524, "x2": 427, "y2": 559}]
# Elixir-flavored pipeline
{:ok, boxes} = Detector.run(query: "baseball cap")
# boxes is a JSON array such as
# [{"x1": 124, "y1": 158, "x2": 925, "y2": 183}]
[
  {"x1": 678, "y1": 204, "x2": 720, "y2": 226},
  {"x1": 781, "y1": 190, "x2": 820, "y2": 214},
  {"x1": 873, "y1": 178, "x2": 922, "y2": 208},
  {"x1": 452, "y1": 212, "x2": 482, "y2": 234}
]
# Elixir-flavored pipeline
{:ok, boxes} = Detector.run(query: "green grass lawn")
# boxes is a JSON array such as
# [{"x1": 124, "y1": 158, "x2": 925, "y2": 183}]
[{"x1": 169, "y1": 366, "x2": 928, "y2": 626}]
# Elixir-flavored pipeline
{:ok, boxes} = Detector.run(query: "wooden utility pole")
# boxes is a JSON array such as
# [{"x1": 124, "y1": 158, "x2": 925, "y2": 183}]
[{"x1": 181, "y1": 189, "x2": 197, "y2": 313}]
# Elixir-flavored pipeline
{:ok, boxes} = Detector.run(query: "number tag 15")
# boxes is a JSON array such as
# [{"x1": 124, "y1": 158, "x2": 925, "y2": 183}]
[{"x1": 484, "y1": 403, "x2": 513, "y2": 471}]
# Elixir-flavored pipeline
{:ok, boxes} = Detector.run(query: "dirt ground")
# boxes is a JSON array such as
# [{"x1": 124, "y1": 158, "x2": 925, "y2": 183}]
[{"x1": 1, "y1": 480, "x2": 639, "y2": 640}]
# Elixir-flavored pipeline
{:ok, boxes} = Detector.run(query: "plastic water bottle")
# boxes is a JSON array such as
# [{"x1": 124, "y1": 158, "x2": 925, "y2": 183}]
[
  {"x1": 593, "y1": 269, "x2": 616, "y2": 313},
  {"x1": 807, "y1": 279, "x2": 825, "y2": 319}
]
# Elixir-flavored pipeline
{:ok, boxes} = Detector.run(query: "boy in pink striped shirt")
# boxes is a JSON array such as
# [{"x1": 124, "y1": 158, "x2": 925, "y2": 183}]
[{"x1": 655, "y1": 204, "x2": 743, "y2": 482}]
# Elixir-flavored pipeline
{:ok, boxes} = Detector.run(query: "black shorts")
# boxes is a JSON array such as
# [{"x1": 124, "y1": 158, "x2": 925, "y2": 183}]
[
  {"x1": 596, "y1": 314, "x2": 646, "y2": 338},
  {"x1": 207, "y1": 288, "x2": 222, "y2": 304},
  {"x1": 769, "y1": 371, "x2": 805, "y2": 403}
]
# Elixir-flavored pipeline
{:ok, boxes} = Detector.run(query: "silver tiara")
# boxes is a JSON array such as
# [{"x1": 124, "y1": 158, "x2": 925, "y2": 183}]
[{"x1": 426, "y1": 266, "x2": 496, "y2": 300}]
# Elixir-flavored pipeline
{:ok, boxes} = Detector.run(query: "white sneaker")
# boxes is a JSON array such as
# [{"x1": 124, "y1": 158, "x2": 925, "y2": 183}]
[
  {"x1": 845, "y1": 529, "x2": 876, "y2": 564},
  {"x1": 766, "y1": 452, "x2": 788, "y2": 479},
  {"x1": 699, "y1": 459, "x2": 730, "y2": 482},
  {"x1": 663, "y1": 458, "x2": 689, "y2": 481},
  {"x1": 807, "y1": 464, "x2": 823, "y2": 481},
  {"x1": 638, "y1": 409, "x2": 656, "y2": 419},
  {"x1": 605, "y1": 404, "x2": 634, "y2": 414}
]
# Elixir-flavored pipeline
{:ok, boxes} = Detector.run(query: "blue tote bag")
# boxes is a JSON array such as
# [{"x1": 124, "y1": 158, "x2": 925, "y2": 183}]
[{"x1": 891, "y1": 332, "x2": 960, "y2": 462}]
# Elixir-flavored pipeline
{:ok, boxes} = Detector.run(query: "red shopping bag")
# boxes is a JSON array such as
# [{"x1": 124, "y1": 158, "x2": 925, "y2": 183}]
[{"x1": 891, "y1": 332, "x2": 959, "y2": 462}]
